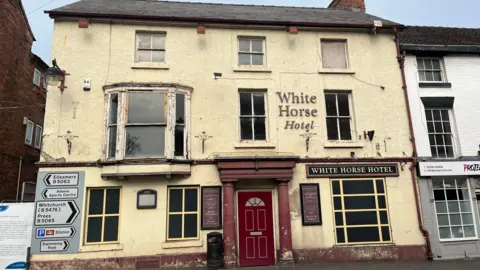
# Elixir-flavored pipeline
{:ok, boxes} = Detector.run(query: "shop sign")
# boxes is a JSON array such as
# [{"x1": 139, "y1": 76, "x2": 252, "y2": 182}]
[
  {"x1": 201, "y1": 186, "x2": 222, "y2": 230},
  {"x1": 300, "y1": 184, "x2": 322, "y2": 226},
  {"x1": 419, "y1": 161, "x2": 480, "y2": 176},
  {"x1": 307, "y1": 164, "x2": 399, "y2": 178},
  {"x1": 31, "y1": 171, "x2": 85, "y2": 255}
]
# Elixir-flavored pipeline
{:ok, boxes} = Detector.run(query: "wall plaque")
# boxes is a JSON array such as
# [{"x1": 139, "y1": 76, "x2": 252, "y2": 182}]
[
  {"x1": 201, "y1": 186, "x2": 222, "y2": 230},
  {"x1": 307, "y1": 164, "x2": 399, "y2": 178},
  {"x1": 300, "y1": 184, "x2": 322, "y2": 226}
]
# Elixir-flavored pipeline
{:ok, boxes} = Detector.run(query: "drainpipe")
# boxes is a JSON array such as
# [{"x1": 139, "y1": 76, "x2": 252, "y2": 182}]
[
  {"x1": 394, "y1": 26, "x2": 433, "y2": 260},
  {"x1": 16, "y1": 157, "x2": 23, "y2": 201}
]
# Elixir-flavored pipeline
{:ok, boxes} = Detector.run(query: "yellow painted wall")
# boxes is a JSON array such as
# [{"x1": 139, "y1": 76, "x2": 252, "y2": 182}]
[
  {"x1": 33, "y1": 20, "x2": 423, "y2": 262},
  {"x1": 42, "y1": 21, "x2": 411, "y2": 162}
]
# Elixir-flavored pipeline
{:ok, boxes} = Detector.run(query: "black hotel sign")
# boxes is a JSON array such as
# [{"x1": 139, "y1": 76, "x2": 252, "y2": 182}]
[{"x1": 307, "y1": 164, "x2": 399, "y2": 178}]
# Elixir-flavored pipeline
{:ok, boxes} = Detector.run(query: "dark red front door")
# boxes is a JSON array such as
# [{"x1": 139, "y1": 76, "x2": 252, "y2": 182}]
[{"x1": 237, "y1": 191, "x2": 275, "y2": 267}]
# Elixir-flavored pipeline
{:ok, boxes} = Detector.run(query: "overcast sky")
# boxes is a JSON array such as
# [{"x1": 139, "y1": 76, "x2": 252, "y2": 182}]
[{"x1": 25, "y1": 0, "x2": 480, "y2": 63}]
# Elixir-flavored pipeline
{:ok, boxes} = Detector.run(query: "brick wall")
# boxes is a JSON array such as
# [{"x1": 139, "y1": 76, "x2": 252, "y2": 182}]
[
  {"x1": 328, "y1": 0, "x2": 366, "y2": 12},
  {"x1": 0, "y1": 0, "x2": 46, "y2": 201}
]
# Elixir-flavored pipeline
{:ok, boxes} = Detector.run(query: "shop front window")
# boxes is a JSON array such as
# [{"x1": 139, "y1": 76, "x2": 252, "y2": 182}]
[
  {"x1": 433, "y1": 178, "x2": 477, "y2": 241},
  {"x1": 332, "y1": 178, "x2": 392, "y2": 244}
]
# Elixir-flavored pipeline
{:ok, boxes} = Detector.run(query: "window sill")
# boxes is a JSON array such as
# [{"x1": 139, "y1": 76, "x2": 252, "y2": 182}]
[
  {"x1": 324, "y1": 141, "x2": 364, "y2": 149},
  {"x1": 79, "y1": 243, "x2": 123, "y2": 253},
  {"x1": 419, "y1": 82, "x2": 452, "y2": 88},
  {"x1": 439, "y1": 238, "x2": 479, "y2": 243},
  {"x1": 161, "y1": 240, "x2": 203, "y2": 249},
  {"x1": 234, "y1": 142, "x2": 276, "y2": 149},
  {"x1": 233, "y1": 66, "x2": 272, "y2": 73},
  {"x1": 318, "y1": 68, "x2": 355, "y2": 75},
  {"x1": 131, "y1": 62, "x2": 170, "y2": 70}
]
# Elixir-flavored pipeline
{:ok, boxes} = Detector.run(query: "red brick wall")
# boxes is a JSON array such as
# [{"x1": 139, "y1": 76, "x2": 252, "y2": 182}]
[
  {"x1": 0, "y1": 0, "x2": 46, "y2": 201},
  {"x1": 328, "y1": 0, "x2": 366, "y2": 12}
]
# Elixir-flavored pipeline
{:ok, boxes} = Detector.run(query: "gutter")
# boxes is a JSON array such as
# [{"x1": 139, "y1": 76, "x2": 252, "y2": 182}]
[
  {"x1": 45, "y1": 11, "x2": 404, "y2": 30},
  {"x1": 394, "y1": 27, "x2": 433, "y2": 261}
]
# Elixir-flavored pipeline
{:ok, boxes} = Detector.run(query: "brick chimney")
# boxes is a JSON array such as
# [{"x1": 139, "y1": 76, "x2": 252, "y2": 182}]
[{"x1": 328, "y1": 0, "x2": 366, "y2": 12}]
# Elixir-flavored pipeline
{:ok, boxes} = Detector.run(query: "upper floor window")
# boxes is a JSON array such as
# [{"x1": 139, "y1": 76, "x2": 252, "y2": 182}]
[
  {"x1": 239, "y1": 91, "x2": 266, "y2": 141},
  {"x1": 425, "y1": 108, "x2": 455, "y2": 158},
  {"x1": 106, "y1": 85, "x2": 190, "y2": 160},
  {"x1": 321, "y1": 40, "x2": 348, "y2": 69},
  {"x1": 417, "y1": 58, "x2": 445, "y2": 82},
  {"x1": 34, "y1": 124, "x2": 43, "y2": 149},
  {"x1": 33, "y1": 69, "x2": 41, "y2": 86},
  {"x1": 136, "y1": 33, "x2": 165, "y2": 63},
  {"x1": 325, "y1": 92, "x2": 352, "y2": 141},
  {"x1": 25, "y1": 119, "x2": 34, "y2": 145},
  {"x1": 238, "y1": 38, "x2": 265, "y2": 66}
]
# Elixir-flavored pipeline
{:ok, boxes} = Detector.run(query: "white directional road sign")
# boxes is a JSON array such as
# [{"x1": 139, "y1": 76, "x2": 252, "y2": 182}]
[
  {"x1": 36, "y1": 227, "x2": 76, "y2": 239},
  {"x1": 42, "y1": 188, "x2": 78, "y2": 199},
  {"x1": 35, "y1": 201, "x2": 79, "y2": 226},
  {"x1": 40, "y1": 240, "x2": 70, "y2": 252},
  {"x1": 43, "y1": 173, "x2": 79, "y2": 186}
]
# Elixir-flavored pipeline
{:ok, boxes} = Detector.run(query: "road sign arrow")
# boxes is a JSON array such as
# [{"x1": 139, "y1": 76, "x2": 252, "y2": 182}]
[
  {"x1": 42, "y1": 189, "x2": 48, "y2": 199},
  {"x1": 70, "y1": 227, "x2": 76, "y2": 237},
  {"x1": 63, "y1": 240, "x2": 69, "y2": 250},
  {"x1": 44, "y1": 174, "x2": 52, "y2": 185},
  {"x1": 66, "y1": 201, "x2": 79, "y2": 224}
]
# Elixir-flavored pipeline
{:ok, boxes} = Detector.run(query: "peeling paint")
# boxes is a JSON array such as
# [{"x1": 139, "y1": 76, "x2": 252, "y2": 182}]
[{"x1": 40, "y1": 151, "x2": 66, "y2": 163}]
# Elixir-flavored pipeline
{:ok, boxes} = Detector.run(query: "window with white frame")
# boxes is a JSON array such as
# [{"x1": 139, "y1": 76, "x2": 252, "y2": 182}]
[
  {"x1": 325, "y1": 92, "x2": 352, "y2": 141},
  {"x1": 433, "y1": 178, "x2": 477, "y2": 240},
  {"x1": 425, "y1": 108, "x2": 455, "y2": 158},
  {"x1": 33, "y1": 69, "x2": 41, "y2": 86},
  {"x1": 239, "y1": 91, "x2": 266, "y2": 141},
  {"x1": 106, "y1": 87, "x2": 190, "y2": 160},
  {"x1": 34, "y1": 124, "x2": 42, "y2": 149},
  {"x1": 25, "y1": 120, "x2": 34, "y2": 145},
  {"x1": 321, "y1": 40, "x2": 348, "y2": 69},
  {"x1": 238, "y1": 38, "x2": 265, "y2": 66},
  {"x1": 136, "y1": 33, "x2": 166, "y2": 63},
  {"x1": 417, "y1": 58, "x2": 445, "y2": 82}
]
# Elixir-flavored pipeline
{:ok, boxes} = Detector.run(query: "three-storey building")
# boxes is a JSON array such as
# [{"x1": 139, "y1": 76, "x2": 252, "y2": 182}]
[
  {"x1": 401, "y1": 26, "x2": 480, "y2": 260},
  {"x1": 31, "y1": 0, "x2": 426, "y2": 268}
]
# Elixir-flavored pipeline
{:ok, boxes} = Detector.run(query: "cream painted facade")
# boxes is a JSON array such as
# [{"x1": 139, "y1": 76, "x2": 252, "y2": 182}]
[{"x1": 33, "y1": 18, "x2": 424, "y2": 267}]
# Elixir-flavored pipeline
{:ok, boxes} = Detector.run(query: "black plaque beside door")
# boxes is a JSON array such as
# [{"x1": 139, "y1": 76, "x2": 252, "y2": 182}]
[
  {"x1": 300, "y1": 184, "x2": 322, "y2": 226},
  {"x1": 201, "y1": 186, "x2": 222, "y2": 230}
]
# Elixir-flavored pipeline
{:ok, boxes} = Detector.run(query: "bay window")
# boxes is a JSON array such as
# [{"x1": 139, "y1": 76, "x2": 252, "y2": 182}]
[{"x1": 105, "y1": 85, "x2": 191, "y2": 160}]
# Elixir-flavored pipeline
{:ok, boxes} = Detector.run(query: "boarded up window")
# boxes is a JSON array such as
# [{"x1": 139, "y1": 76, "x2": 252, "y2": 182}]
[{"x1": 321, "y1": 40, "x2": 348, "y2": 69}]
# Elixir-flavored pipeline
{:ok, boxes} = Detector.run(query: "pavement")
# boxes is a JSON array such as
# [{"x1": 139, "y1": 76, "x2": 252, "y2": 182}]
[{"x1": 223, "y1": 260, "x2": 480, "y2": 270}]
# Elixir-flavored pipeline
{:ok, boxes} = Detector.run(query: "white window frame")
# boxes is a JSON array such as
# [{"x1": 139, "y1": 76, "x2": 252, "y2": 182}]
[
  {"x1": 320, "y1": 39, "x2": 349, "y2": 69},
  {"x1": 34, "y1": 124, "x2": 42, "y2": 149},
  {"x1": 104, "y1": 86, "x2": 191, "y2": 161},
  {"x1": 238, "y1": 37, "x2": 266, "y2": 67},
  {"x1": 424, "y1": 108, "x2": 457, "y2": 158},
  {"x1": 238, "y1": 90, "x2": 268, "y2": 141},
  {"x1": 33, "y1": 69, "x2": 41, "y2": 86},
  {"x1": 25, "y1": 119, "x2": 34, "y2": 146},
  {"x1": 324, "y1": 91, "x2": 355, "y2": 141},
  {"x1": 417, "y1": 57, "x2": 446, "y2": 83},
  {"x1": 135, "y1": 32, "x2": 166, "y2": 63},
  {"x1": 432, "y1": 178, "x2": 478, "y2": 242}
]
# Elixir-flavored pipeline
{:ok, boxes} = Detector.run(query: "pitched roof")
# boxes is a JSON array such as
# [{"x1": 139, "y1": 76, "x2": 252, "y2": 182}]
[
  {"x1": 399, "y1": 26, "x2": 480, "y2": 46},
  {"x1": 46, "y1": 0, "x2": 399, "y2": 28}
]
